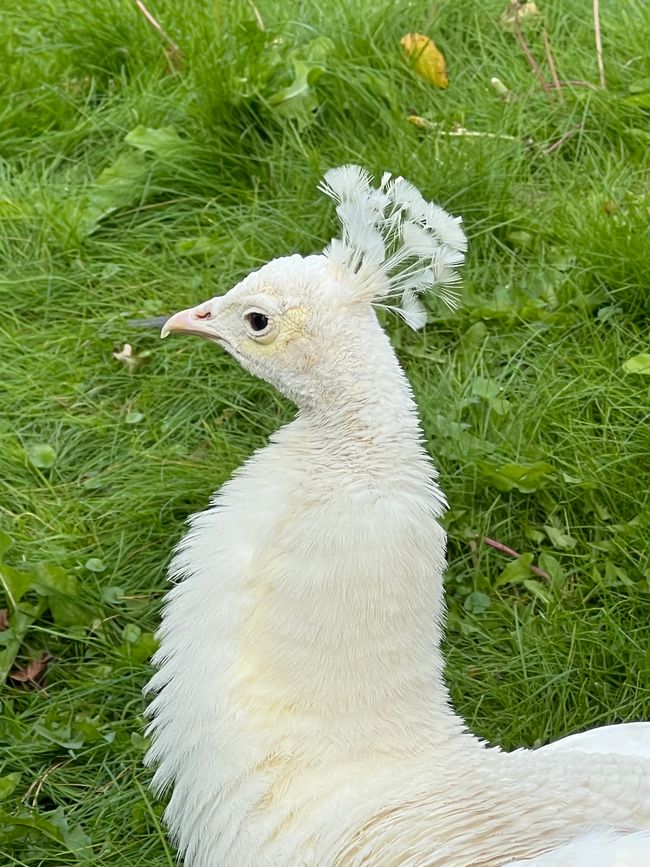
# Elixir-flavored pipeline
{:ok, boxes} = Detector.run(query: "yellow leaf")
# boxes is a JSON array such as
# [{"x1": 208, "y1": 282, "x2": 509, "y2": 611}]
[
  {"x1": 401, "y1": 33, "x2": 448, "y2": 89},
  {"x1": 406, "y1": 114, "x2": 433, "y2": 129}
]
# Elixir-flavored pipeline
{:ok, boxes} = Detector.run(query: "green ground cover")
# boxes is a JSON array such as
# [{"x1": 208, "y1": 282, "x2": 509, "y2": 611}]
[{"x1": 0, "y1": 0, "x2": 649, "y2": 862}]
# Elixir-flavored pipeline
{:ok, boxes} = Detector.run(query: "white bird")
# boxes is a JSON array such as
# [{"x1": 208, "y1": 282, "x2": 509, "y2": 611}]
[{"x1": 145, "y1": 166, "x2": 650, "y2": 867}]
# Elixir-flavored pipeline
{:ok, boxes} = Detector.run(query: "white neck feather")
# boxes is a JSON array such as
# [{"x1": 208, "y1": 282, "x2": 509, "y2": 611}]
[{"x1": 146, "y1": 314, "x2": 650, "y2": 867}]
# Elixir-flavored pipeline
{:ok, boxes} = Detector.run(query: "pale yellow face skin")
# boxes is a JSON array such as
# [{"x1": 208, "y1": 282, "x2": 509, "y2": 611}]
[
  {"x1": 161, "y1": 253, "x2": 357, "y2": 406},
  {"x1": 238, "y1": 294, "x2": 309, "y2": 355}
]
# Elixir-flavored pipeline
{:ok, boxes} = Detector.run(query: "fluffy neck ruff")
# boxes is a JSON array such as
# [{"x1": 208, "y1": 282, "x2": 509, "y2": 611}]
[{"x1": 145, "y1": 315, "x2": 649, "y2": 867}]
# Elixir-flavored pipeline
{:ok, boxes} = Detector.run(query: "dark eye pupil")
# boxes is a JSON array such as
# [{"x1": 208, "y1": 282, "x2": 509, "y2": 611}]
[{"x1": 247, "y1": 312, "x2": 269, "y2": 332}]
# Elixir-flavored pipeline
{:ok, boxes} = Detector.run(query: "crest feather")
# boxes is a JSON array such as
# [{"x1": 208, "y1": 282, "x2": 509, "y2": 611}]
[{"x1": 319, "y1": 165, "x2": 467, "y2": 328}]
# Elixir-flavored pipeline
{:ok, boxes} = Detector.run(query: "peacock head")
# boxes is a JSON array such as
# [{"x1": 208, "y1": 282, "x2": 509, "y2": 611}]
[{"x1": 161, "y1": 166, "x2": 467, "y2": 407}]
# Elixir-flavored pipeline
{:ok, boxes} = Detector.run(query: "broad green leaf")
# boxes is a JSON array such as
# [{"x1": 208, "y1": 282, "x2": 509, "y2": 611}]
[
  {"x1": 525, "y1": 527, "x2": 545, "y2": 545},
  {"x1": 49, "y1": 807, "x2": 93, "y2": 860},
  {"x1": 62, "y1": 823, "x2": 93, "y2": 861},
  {"x1": 628, "y1": 77, "x2": 650, "y2": 94},
  {"x1": 121, "y1": 630, "x2": 158, "y2": 665},
  {"x1": 0, "y1": 564, "x2": 33, "y2": 606},
  {"x1": 496, "y1": 553, "x2": 534, "y2": 585},
  {"x1": 624, "y1": 93, "x2": 650, "y2": 108},
  {"x1": 49, "y1": 595, "x2": 92, "y2": 628},
  {"x1": 84, "y1": 558, "x2": 106, "y2": 573},
  {"x1": 522, "y1": 579, "x2": 552, "y2": 605},
  {"x1": 544, "y1": 526, "x2": 577, "y2": 549},
  {"x1": 25, "y1": 443, "x2": 57, "y2": 469},
  {"x1": 471, "y1": 377, "x2": 500, "y2": 400},
  {"x1": 123, "y1": 624, "x2": 141, "y2": 644},
  {"x1": 301, "y1": 35, "x2": 334, "y2": 64},
  {"x1": 125, "y1": 410, "x2": 144, "y2": 425},
  {"x1": 34, "y1": 723, "x2": 85, "y2": 750},
  {"x1": 0, "y1": 773, "x2": 20, "y2": 801},
  {"x1": 267, "y1": 36, "x2": 333, "y2": 127},
  {"x1": 269, "y1": 60, "x2": 322, "y2": 106},
  {"x1": 479, "y1": 461, "x2": 554, "y2": 493},
  {"x1": 604, "y1": 561, "x2": 635, "y2": 588},
  {"x1": 622, "y1": 353, "x2": 650, "y2": 375},
  {"x1": 0, "y1": 808, "x2": 66, "y2": 845},
  {"x1": 0, "y1": 532, "x2": 13, "y2": 559},
  {"x1": 81, "y1": 475, "x2": 104, "y2": 491},
  {"x1": 506, "y1": 229, "x2": 534, "y2": 249},
  {"x1": 463, "y1": 591, "x2": 491, "y2": 613},
  {"x1": 538, "y1": 553, "x2": 565, "y2": 589},
  {"x1": 75, "y1": 720, "x2": 103, "y2": 744},
  {"x1": 432, "y1": 415, "x2": 470, "y2": 439},
  {"x1": 130, "y1": 731, "x2": 149, "y2": 751},
  {"x1": 459, "y1": 321, "x2": 488, "y2": 353},
  {"x1": 175, "y1": 236, "x2": 221, "y2": 257},
  {"x1": 101, "y1": 585, "x2": 124, "y2": 604},
  {"x1": 78, "y1": 152, "x2": 147, "y2": 237},
  {"x1": 31, "y1": 564, "x2": 79, "y2": 597},
  {"x1": 561, "y1": 472, "x2": 598, "y2": 489},
  {"x1": 125, "y1": 125, "x2": 183, "y2": 155},
  {"x1": 269, "y1": 61, "x2": 324, "y2": 126},
  {"x1": 490, "y1": 397, "x2": 510, "y2": 416}
]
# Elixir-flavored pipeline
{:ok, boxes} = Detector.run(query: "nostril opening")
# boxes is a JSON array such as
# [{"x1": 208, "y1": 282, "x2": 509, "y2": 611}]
[{"x1": 195, "y1": 310, "x2": 212, "y2": 321}]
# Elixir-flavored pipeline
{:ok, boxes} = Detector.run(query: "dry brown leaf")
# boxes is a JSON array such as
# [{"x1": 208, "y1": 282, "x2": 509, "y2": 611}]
[
  {"x1": 9, "y1": 652, "x2": 53, "y2": 684},
  {"x1": 0, "y1": 608, "x2": 8, "y2": 630},
  {"x1": 113, "y1": 343, "x2": 141, "y2": 373},
  {"x1": 499, "y1": 1, "x2": 540, "y2": 32},
  {"x1": 406, "y1": 114, "x2": 432, "y2": 129},
  {"x1": 401, "y1": 33, "x2": 448, "y2": 89}
]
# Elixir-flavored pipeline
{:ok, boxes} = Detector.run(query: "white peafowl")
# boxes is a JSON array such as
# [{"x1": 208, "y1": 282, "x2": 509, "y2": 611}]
[{"x1": 145, "y1": 166, "x2": 650, "y2": 867}]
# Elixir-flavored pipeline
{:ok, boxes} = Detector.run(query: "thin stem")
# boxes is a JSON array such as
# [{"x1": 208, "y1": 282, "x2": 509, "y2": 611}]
[
  {"x1": 543, "y1": 123, "x2": 583, "y2": 155},
  {"x1": 246, "y1": 0, "x2": 265, "y2": 30},
  {"x1": 0, "y1": 569, "x2": 16, "y2": 609},
  {"x1": 480, "y1": 537, "x2": 551, "y2": 582},
  {"x1": 406, "y1": 117, "x2": 517, "y2": 140},
  {"x1": 133, "y1": 0, "x2": 182, "y2": 69},
  {"x1": 513, "y1": 15, "x2": 550, "y2": 95},
  {"x1": 593, "y1": 0, "x2": 607, "y2": 88},
  {"x1": 542, "y1": 28, "x2": 564, "y2": 102}
]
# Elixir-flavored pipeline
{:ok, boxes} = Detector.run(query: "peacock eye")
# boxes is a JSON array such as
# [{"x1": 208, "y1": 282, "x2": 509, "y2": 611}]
[{"x1": 245, "y1": 311, "x2": 270, "y2": 333}]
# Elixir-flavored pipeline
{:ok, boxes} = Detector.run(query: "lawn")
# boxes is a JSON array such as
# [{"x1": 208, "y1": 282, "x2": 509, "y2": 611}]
[{"x1": 1, "y1": 0, "x2": 649, "y2": 862}]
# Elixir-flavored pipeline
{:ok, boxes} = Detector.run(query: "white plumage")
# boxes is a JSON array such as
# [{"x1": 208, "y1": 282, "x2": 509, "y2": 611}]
[{"x1": 145, "y1": 166, "x2": 650, "y2": 866}]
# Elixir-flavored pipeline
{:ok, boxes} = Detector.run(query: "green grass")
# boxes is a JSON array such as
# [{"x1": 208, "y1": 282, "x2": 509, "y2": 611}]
[{"x1": 1, "y1": 0, "x2": 649, "y2": 861}]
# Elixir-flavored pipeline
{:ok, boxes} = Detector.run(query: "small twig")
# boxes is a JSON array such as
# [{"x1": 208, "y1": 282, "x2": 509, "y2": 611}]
[
  {"x1": 542, "y1": 28, "x2": 564, "y2": 101},
  {"x1": 133, "y1": 0, "x2": 179, "y2": 49},
  {"x1": 480, "y1": 536, "x2": 551, "y2": 581},
  {"x1": 133, "y1": 0, "x2": 182, "y2": 70},
  {"x1": 543, "y1": 123, "x2": 583, "y2": 155},
  {"x1": 593, "y1": 0, "x2": 606, "y2": 88},
  {"x1": 24, "y1": 760, "x2": 69, "y2": 808},
  {"x1": 513, "y1": 14, "x2": 550, "y2": 95},
  {"x1": 446, "y1": 126, "x2": 518, "y2": 140},
  {"x1": 407, "y1": 117, "x2": 517, "y2": 141}
]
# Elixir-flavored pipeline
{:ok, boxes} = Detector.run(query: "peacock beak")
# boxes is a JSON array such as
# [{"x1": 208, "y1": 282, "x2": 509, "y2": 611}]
[{"x1": 160, "y1": 301, "x2": 221, "y2": 341}]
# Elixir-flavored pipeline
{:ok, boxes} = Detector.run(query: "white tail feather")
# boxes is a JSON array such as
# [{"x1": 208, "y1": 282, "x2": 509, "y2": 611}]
[{"x1": 319, "y1": 165, "x2": 467, "y2": 328}]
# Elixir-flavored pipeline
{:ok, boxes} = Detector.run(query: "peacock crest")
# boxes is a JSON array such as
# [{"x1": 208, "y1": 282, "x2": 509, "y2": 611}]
[{"x1": 319, "y1": 165, "x2": 467, "y2": 329}]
